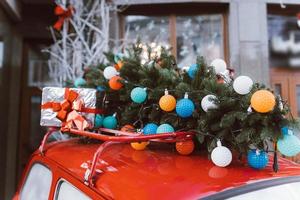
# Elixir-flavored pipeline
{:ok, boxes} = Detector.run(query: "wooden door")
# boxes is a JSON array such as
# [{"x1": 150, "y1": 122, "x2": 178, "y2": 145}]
[
  {"x1": 270, "y1": 68, "x2": 300, "y2": 118},
  {"x1": 271, "y1": 68, "x2": 300, "y2": 162}
]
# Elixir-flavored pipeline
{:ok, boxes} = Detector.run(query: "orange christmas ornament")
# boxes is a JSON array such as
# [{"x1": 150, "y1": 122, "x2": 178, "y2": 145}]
[
  {"x1": 250, "y1": 90, "x2": 276, "y2": 113},
  {"x1": 176, "y1": 140, "x2": 195, "y2": 155},
  {"x1": 109, "y1": 76, "x2": 123, "y2": 90},
  {"x1": 121, "y1": 124, "x2": 135, "y2": 133},
  {"x1": 159, "y1": 89, "x2": 176, "y2": 112},
  {"x1": 115, "y1": 61, "x2": 124, "y2": 71},
  {"x1": 114, "y1": 63, "x2": 120, "y2": 71},
  {"x1": 131, "y1": 142, "x2": 149, "y2": 151}
]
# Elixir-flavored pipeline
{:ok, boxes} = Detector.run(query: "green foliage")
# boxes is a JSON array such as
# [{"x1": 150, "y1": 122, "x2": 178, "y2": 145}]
[{"x1": 83, "y1": 41, "x2": 297, "y2": 155}]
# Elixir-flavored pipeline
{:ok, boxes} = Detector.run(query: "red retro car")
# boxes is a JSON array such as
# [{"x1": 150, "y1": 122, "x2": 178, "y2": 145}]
[{"x1": 14, "y1": 129, "x2": 300, "y2": 200}]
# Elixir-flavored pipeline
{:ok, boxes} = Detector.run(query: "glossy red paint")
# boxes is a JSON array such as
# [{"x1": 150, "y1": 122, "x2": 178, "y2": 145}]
[{"x1": 15, "y1": 139, "x2": 300, "y2": 200}]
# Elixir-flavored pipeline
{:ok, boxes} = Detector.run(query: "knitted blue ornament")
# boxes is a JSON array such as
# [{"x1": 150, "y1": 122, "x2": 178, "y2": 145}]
[
  {"x1": 114, "y1": 53, "x2": 124, "y2": 63},
  {"x1": 143, "y1": 123, "x2": 158, "y2": 135},
  {"x1": 277, "y1": 127, "x2": 300, "y2": 157},
  {"x1": 74, "y1": 78, "x2": 86, "y2": 88},
  {"x1": 247, "y1": 150, "x2": 268, "y2": 169},
  {"x1": 176, "y1": 93, "x2": 195, "y2": 118},
  {"x1": 130, "y1": 87, "x2": 147, "y2": 104},
  {"x1": 156, "y1": 124, "x2": 174, "y2": 134},
  {"x1": 188, "y1": 64, "x2": 199, "y2": 79},
  {"x1": 103, "y1": 115, "x2": 117, "y2": 129},
  {"x1": 94, "y1": 114, "x2": 104, "y2": 128}
]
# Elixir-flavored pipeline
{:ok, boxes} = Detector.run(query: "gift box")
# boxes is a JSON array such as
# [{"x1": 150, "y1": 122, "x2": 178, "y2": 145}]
[{"x1": 40, "y1": 87, "x2": 98, "y2": 130}]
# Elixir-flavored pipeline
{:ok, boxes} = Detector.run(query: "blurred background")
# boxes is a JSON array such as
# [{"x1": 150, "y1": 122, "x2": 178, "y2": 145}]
[{"x1": 0, "y1": 0, "x2": 300, "y2": 199}]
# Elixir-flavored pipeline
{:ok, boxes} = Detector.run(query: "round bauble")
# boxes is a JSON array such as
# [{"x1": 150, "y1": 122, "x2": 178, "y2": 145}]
[
  {"x1": 115, "y1": 61, "x2": 124, "y2": 71},
  {"x1": 131, "y1": 142, "x2": 149, "y2": 151},
  {"x1": 74, "y1": 77, "x2": 86, "y2": 88},
  {"x1": 121, "y1": 124, "x2": 135, "y2": 132},
  {"x1": 96, "y1": 86, "x2": 106, "y2": 92},
  {"x1": 176, "y1": 98, "x2": 195, "y2": 118},
  {"x1": 103, "y1": 66, "x2": 118, "y2": 79},
  {"x1": 103, "y1": 115, "x2": 117, "y2": 129},
  {"x1": 187, "y1": 64, "x2": 199, "y2": 79},
  {"x1": 201, "y1": 95, "x2": 218, "y2": 112},
  {"x1": 247, "y1": 150, "x2": 268, "y2": 169},
  {"x1": 94, "y1": 114, "x2": 104, "y2": 128},
  {"x1": 130, "y1": 87, "x2": 147, "y2": 104},
  {"x1": 159, "y1": 94, "x2": 176, "y2": 112},
  {"x1": 109, "y1": 76, "x2": 123, "y2": 90},
  {"x1": 277, "y1": 128, "x2": 300, "y2": 157},
  {"x1": 211, "y1": 141, "x2": 232, "y2": 167},
  {"x1": 176, "y1": 140, "x2": 195, "y2": 155},
  {"x1": 233, "y1": 76, "x2": 253, "y2": 95},
  {"x1": 143, "y1": 123, "x2": 158, "y2": 135},
  {"x1": 210, "y1": 58, "x2": 227, "y2": 74},
  {"x1": 250, "y1": 90, "x2": 275, "y2": 113},
  {"x1": 114, "y1": 53, "x2": 124, "y2": 63},
  {"x1": 156, "y1": 124, "x2": 175, "y2": 134},
  {"x1": 281, "y1": 126, "x2": 289, "y2": 135}
]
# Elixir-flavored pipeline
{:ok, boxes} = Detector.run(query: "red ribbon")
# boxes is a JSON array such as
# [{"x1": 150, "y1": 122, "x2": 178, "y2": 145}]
[
  {"x1": 53, "y1": 5, "x2": 74, "y2": 31},
  {"x1": 41, "y1": 88, "x2": 103, "y2": 130}
]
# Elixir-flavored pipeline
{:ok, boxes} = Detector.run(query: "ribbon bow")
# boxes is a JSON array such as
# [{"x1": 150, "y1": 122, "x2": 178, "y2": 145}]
[
  {"x1": 53, "y1": 5, "x2": 74, "y2": 31},
  {"x1": 41, "y1": 88, "x2": 101, "y2": 130}
]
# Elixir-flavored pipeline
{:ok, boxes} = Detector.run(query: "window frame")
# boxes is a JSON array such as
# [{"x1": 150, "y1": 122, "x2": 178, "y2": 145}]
[
  {"x1": 118, "y1": 3, "x2": 229, "y2": 62},
  {"x1": 54, "y1": 178, "x2": 91, "y2": 200},
  {"x1": 19, "y1": 162, "x2": 53, "y2": 200}
]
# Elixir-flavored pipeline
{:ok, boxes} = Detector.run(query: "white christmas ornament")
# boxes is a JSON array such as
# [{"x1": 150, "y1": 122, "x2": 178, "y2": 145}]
[
  {"x1": 210, "y1": 58, "x2": 227, "y2": 74},
  {"x1": 218, "y1": 69, "x2": 232, "y2": 83},
  {"x1": 233, "y1": 76, "x2": 253, "y2": 95},
  {"x1": 201, "y1": 95, "x2": 218, "y2": 112},
  {"x1": 103, "y1": 66, "x2": 118, "y2": 79},
  {"x1": 247, "y1": 106, "x2": 253, "y2": 113},
  {"x1": 211, "y1": 140, "x2": 232, "y2": 167}
]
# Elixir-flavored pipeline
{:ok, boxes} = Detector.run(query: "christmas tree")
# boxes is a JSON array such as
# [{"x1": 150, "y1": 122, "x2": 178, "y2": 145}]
[{"x1": 80, "y1": 41, "x2": 298, "y2": 169}]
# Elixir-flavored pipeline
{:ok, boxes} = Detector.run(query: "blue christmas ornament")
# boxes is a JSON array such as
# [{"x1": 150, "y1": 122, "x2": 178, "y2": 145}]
[
  {"x1": 188, "y1": 64, "x2": 199, "y2": 79},
  {"x1": 130, "y1": 87, "x2": 147, "y2": 104},
  {"x1": 96, "y1": 86, "x2": 106, "y2": 92},
  {"x1": 114, "y1": 53, "x2": 124, "y2": 63},
  {"x1": 277, "y1": 128, "x2": 300, "y2": 157},
  {"x1": 156, "y1": 124, "x2": 174, "y2": 134},
  {"x1": 94, "y1": 114, "x2": 104, "y2": 128},
  {"x1": 74, "y1": 78, "x2": 86, "y2": 88},
  {"x1": 247, "y1": 150, "x2": 268, "y2": 170},
  {"x1": 143, "y1": 123, "x2": 158, "y2": 135},
  {"x1": 281, "y1": 126, "x2": 289, "y2": 135},
  {"x1": 176, "y1": 97, "x2": 195, "y2": 118},
  {"x1": 103, "y1": 115, "x2": 117, "y2": 129}
]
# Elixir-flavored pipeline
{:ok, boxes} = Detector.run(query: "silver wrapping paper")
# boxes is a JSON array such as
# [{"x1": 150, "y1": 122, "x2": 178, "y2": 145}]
[{"x1": 40, "y1": 87, "x2": 97, "y2": 127}]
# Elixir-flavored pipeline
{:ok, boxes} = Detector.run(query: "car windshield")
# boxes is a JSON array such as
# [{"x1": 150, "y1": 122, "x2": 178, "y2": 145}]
[{"x1": 227, "y1": 181, "x2": 300, "y2": 200}]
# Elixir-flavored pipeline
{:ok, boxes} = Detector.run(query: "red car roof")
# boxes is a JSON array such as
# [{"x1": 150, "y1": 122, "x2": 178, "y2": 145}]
[{"x1": 39, "y1": 139, "x2": 300, "y2": 199}]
